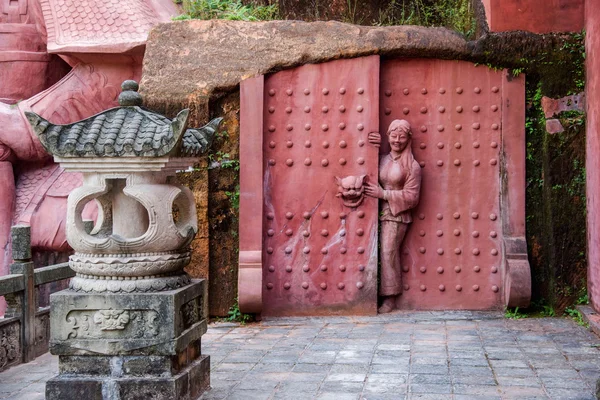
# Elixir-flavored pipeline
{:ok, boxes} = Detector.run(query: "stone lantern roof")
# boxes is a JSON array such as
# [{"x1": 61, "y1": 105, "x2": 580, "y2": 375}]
[{"x1": 25, "y1": 80, "x2": 221, "y2": 158}]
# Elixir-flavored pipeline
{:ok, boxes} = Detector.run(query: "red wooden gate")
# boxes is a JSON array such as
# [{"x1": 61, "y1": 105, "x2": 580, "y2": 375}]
[{"x1": 239, "y1": 57, "x2": 529, "y2": 315}]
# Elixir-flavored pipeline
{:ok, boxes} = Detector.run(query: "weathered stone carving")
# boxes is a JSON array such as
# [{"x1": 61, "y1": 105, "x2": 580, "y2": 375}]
[
  {"x1": 66, "y1": 309, "x2": 159, "y2": 339},
  {"x1": 33, "y1": 81, "x2": 217, "y2": 400},
  {"x1": 365, "y1": 120, "x2": 422, "y2": 314},
  {"x1": 181, "y1": 299, "x2": 200, "y2": 330},
  {"x1": 93, "y1": 310, "x2": 131, "y2": 331},
  {"x1": 0, "y1": 323, "x2": 20, "y2": 370},
  {"x1": 69, "y1": 273, "x2": 191, "y2": 293},
  {"x1": 25, "y1": 82, "x2": 221, "y2": 297}
]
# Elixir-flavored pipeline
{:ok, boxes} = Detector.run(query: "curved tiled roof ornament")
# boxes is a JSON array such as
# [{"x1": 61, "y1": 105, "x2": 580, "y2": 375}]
[{"x1": 25, "y1": 80, "x2": 222, "y2": 158}]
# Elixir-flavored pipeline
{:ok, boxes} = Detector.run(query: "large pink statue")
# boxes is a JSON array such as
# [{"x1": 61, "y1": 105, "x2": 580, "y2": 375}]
[
  {"x1": 0, "y1": 0, "x2": 178, "y2": 314},
  {"x1": 365, "y1": 120, "x2": 422, "y2": 313}
]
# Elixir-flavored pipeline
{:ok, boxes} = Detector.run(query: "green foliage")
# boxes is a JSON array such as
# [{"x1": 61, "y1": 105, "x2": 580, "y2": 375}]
[
  {"x1": 564, "y1": 307, "x2": 589, "y2": 328},
  {"x1": 225, "y1": 184, "x2": 240, "y2": 212},
  {"x1": 559, "y1": 31, "x2": 586, "y2": 94},
  {"x1": 540, "y1": 305, "x2": 555, "y2": 317},
  {"x1": 505, "y1": 307, "x2": 527, "y2": 320},
  {"x1": 226, "y1": 299, "x2": 253, "y2": 324},
  {"x1": 505, "y1": 299, "x2": 559, "y2": 319},
  {"x1": 175, "y1": 0, "x2": 278, "y2": 21},
  {"x1": 209, "y1": 151, "x2": 240, "y2": 171},
  {"x1": 375, "y1": 0, "x2": 475, "y2": 39},
  {"x1": 578, "y1": 292, "x2": 589, "y2": 305}
]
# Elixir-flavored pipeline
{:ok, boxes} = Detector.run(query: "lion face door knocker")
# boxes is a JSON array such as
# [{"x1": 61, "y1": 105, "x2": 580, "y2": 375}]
[{"x1": 335, "y1": 175, "x2": 367, "y2": 208}]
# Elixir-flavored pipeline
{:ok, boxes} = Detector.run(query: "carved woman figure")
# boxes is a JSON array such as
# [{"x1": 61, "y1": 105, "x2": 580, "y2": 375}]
[{"x1": 365, "y1": 119, "x2": 422, "y2": 313}]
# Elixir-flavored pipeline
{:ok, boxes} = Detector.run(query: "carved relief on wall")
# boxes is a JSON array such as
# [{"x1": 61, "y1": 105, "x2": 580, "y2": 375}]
[
  {"x1": 65, "y1": 309, "x2": 159, "y2": 339},
  {"x1": 39, "y1": 0, "x2": 178, "y2": 53},
  {"x1": 241, "y1": 57, "x2": 531, "y2": 314},
  {"x1": 180, "y1": 298, "x2": 200, "y2": 330},
  {"x1": 0, "y1": 322, "x2": 20, "y2": 371},
  {"x1": 93, "y1": 310, "x2": 130, "y2": 331},
  {"x1": 335, "y1": 175, "x2": 367, "y2": 208},
  {"x1": 27, "y1": 63, "x2": 120, "y2": 123},
  {"x1": 365, "y1": 119, "x2": 422, "y2": 313}
]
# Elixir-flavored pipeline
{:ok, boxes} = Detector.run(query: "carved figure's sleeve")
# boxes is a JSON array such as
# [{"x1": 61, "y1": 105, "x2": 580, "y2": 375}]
[{"x1": 383, "y1": 160, "x2": 422, "y2": 217}]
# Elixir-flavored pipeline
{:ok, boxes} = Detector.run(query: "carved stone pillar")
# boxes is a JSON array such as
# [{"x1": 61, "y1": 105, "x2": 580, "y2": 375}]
[{"x1": 25, "y1": 81, "x2": 221, "y2": 400}]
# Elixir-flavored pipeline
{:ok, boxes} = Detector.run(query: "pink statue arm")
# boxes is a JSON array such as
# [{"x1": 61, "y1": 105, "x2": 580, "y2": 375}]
[{"x1": 383, "y1": 160, "x2": 422, "y2": 217}]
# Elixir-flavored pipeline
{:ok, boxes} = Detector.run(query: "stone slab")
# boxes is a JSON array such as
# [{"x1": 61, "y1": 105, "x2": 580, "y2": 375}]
[{"x1": 46, "y1": 354, "x2": 209, "y2": 400}]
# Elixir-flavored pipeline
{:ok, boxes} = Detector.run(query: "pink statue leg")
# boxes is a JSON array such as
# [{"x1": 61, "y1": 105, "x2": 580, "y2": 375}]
[
  {"x1": 379, "y1": 221, "x2": 408, "y2": 313},
  {"x1": 0, "y1": 161, "x2": 16, "y2": 315}
]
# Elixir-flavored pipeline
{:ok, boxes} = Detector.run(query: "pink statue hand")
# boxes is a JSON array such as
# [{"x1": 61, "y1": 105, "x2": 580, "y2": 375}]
[
  {"x1": 368, "y1": 131, "x2": 381, "y2": 147},
  {"x1": 364, "y1": 182, "x2": 384, "y2": 199}
]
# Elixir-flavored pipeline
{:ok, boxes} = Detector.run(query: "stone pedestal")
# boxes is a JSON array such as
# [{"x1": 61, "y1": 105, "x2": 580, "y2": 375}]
[{"x1": 46, "y1": 280, "x2": 209, "y2": 400}]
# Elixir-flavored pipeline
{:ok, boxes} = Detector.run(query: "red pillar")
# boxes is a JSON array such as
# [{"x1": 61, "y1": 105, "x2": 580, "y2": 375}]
[
  {"x1": 0, "y1": 157, "x2": 16, "y2": 314},
  {"x1": 586, "y1": 2, "x2": 600, "y2": 311}
]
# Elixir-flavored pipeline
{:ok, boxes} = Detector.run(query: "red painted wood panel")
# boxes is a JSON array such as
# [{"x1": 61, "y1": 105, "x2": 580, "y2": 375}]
[
  {"x1": 380, "y1": 59, "x2": 504, "y2": 310},
  {"x1": 261, "y1": 56, "x2": 380, "y2": 316}
]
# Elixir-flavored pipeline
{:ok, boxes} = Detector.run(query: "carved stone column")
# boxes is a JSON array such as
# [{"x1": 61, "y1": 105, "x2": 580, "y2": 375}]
[{"x1": 25, "y1": 81, "x2": 221, "y2": 400}]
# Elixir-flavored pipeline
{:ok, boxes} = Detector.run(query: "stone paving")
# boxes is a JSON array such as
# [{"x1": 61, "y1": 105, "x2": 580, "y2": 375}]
[{"x1": 1, "y1": 311, "x2": 599, "y2": 400}]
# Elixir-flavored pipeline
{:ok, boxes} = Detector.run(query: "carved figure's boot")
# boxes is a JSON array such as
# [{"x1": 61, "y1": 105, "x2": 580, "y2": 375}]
[{"x1": 378, "y1": 296, "x2": 396, "y2": 314}]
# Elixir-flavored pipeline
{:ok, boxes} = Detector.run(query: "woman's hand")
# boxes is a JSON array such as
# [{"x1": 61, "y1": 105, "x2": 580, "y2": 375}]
[
  {"x1": 364, "y1": 182, "x2": 385, "y2": 199},
  {"x1": 368, "y1": 132, "x2": 381, "y2": 147}
]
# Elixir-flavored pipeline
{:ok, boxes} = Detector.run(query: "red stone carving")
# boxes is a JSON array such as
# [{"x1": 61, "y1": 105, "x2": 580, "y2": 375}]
[
  {"x1": 380, "y1": 59, "x2": 529, "y2": 310},
  {"x1": 335, "y1": 175, "x2": 367, "y2": 208},
  {"x1": 364, "y1": 120, "x2": 422, "y2": 313},
  {"x1": 240, "y1": 57, "x2": 531, "y2": 315},
  {"x1": 40, "y1": 0, "x2": 178, "y2": 53},
  {"x1": 0, "y1": 0, "x2": 178, "y2": 314},
  {"x1": 238, "y1": 76, "x2": 265, "y2": 314}
]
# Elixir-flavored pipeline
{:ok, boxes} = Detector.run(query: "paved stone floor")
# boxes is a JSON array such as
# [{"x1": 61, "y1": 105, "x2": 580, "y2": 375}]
[{"x1": 1, "y1": 311, "x2": 599, "y2": 399}]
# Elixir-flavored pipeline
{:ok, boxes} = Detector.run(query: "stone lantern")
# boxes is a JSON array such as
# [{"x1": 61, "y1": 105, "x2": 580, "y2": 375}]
[{"x1": 25, "y1": 81, "x2": 222, "y2": 400}]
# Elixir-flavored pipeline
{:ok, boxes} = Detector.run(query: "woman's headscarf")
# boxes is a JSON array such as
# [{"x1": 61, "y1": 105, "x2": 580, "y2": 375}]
[
  {"x1": 386, "y1": 119, "x2": 416, "y2": 172},
  {"x1": 387, "y1": 119, "x2": 412, "y2": 136}
]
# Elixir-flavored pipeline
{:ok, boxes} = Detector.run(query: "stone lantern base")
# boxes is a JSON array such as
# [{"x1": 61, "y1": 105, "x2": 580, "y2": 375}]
[{"x1": 45, "y1": 279, "x2": 209, "y2": 400}]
